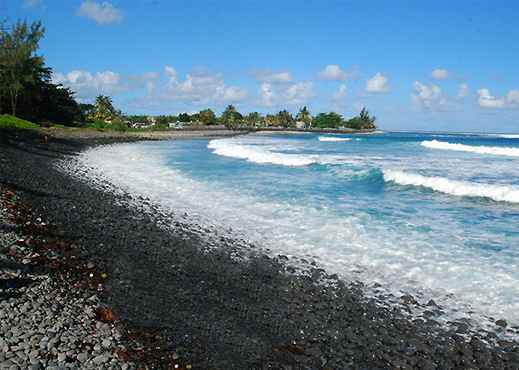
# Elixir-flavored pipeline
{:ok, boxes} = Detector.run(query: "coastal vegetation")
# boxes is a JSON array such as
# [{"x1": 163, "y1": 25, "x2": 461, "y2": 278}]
[{"x1": 1, "y1": 17, "x2": 377, "y2": 132}]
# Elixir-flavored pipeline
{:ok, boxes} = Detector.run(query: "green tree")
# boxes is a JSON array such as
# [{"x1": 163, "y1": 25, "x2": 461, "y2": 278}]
[
  {"x1": 0, "y1": 19, "x2": 45, "y2": 117},
  {"x1": 312, "y1": 112, "x2": 344, "y2": 128},
  {"x1": 275, "y1": 109, "x2": 295, "y2": 127},
  {"x1": 219, "y1": 104, "x2": 243, "y2": 126},
  {"x1": 244, "y1": 111, "x2": 262, "y2": 126},
  {"x1": 296, "y1": 106, "x2": 311, "y2": 125},
  {"x1": 79, "y1": 103, "x2": 95, "y2": 119},
  {"x1": 190, "y1": 112, "x2": 201, "y2": 123},
  {"x1": 200, "y1": 108, "x2": 216, "y2": 125},
  {"x1": 178, "y1": 112, "x2": 191, "y2": 122},
  {"x1": 38, "y1": 83, "x2": 84, "y2": 126},
  {"x1": 346, "y1": 106, "x2": 377, "y2": 129},
  {"x1": 89, "y1": 94, "x2": 117, "y2": 121}
]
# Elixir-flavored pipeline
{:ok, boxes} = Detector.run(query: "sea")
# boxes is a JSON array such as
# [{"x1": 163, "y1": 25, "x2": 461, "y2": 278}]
[{"x1": 65, "y1": 131, "x2": 519, "y2": 339}]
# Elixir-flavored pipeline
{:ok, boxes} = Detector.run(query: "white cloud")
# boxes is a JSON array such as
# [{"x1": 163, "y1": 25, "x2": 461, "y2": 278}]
[
  {"x1": 124, "y1": 71, "x2": 161, "y2": 86},
  {"x1": 331, "y1": 84, "x2": 349, "y2": 101},
  {"x1": 457, "y1": 84, "x2": 470, "y2": 99},
  {"x1": 254, "y1": 81, "x2": 316, "y2": 107},
  {"x1": 163, "y1": 66, "x2": 249, "y2": 106},
  {"x1": 430, "y1": 68, "x2": 454, "y2": 80},
  {"x1": 410, "y1": 81, "x2": 459, "y2": 112},
  {"x1": 246, "y1": 69, "x2": 293, "y2": 84},
  {"x1": 256, "y1": 84, "x2": 276, "y2": 107},
  {"x1": 477, "y1": 89, "x2": 506, "y2": 109},
  {"x1": 78, "y1": 1, "x2": 125, "y2": 25},
  {"x1": 507, "y1": 89, "x2": 519, "y2": 106},
  {"x1": 316, "y1": 65, "x2": 359, "y2": 81},
  {"x1": 477, "y1": 88, "x2": 519, "y2": 109},
  {"x1": 366, "y1": 73, "x2": 391, "y2": 94},
  {"x1": 52, "y1": 70, "x2": 134, "y2": 100},
  {"x1": 281, "y1": 82, "x2": 317, "y2": 106}
]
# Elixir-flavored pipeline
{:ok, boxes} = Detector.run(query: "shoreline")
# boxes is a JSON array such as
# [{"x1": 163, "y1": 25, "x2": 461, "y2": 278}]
[{"x1": 1, "y1": 128, "x2": 519, "y2": 369}]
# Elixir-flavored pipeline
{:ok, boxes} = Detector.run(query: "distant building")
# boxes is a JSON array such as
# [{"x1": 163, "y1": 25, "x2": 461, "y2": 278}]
[{"x1": 296, "y1": 121, "x2": 306, "y2": 129}]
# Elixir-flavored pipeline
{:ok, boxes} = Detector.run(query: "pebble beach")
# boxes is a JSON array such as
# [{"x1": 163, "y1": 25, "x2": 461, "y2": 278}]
[{"x1": 1, "y1": 127, "x2": 519, "y2": 370}]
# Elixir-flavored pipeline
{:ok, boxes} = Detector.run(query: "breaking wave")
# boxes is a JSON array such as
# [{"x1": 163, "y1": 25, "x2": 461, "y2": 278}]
[
  {"x1": 487, "y1": 134, "x2": 519, "y2": 139},
  {"x1": 318, "y1": 136, "x2": 354, "y2": 142},
  {"x1": 208, "y1": 139, "x2": 318, "y2": 166},
  {"x1": 421, "y1": 140, "x2": 519, "y2": 157},
  {"x1": 383, "y1": 169, "x2": 519, "y2": 203}
]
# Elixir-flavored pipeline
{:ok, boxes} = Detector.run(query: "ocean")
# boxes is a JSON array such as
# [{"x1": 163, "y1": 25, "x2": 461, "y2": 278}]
[{"x1": 65, "y1": 131, "x2": 519, "y2": 338}]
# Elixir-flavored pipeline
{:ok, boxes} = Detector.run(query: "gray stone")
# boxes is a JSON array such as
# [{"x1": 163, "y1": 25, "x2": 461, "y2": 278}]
[
  {"x1": 76, "y1": 353, "x2": 88, "y2": 363},
  {"x1": 93, "y1": 354, "x2": 109, "y2": 365}
]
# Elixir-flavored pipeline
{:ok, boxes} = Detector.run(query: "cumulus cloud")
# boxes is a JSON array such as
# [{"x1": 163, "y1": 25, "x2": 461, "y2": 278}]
[
  {"x1": 507, "y1": 89, "x2": 519, "y2": 106},
  {"x1": 124, "y1": 71, "x2": 161, "y2": 86},
  {"x1": 366, "y1": 73, "x2": 391, "y2": 94},
  {"x1": 477, "y1": 88, "x2": 519, "y2": 109},
  {"x1": 457, "y1": 84, "x2": 470, "y2": 99},
  {"x1": 52, "y1": 70, "x2": 134, "y2": 100},
  {"x1": 430, "y1": 68, "x2": 454, "y2": 80},
  {"x1": 331, "y1": 84, "x2": 349, "y2": 101},
  {"x1": 246, "y1": 69, "x2": 293, "y2": 84},
  {"x1": 163, "y1": 66, "x2": 249, "y2": 106},
  {"x1": 410, "y1": 81, "x2": 460, "y2": 112},
  {"x1": 254, "y1": 81, "x2": 316, "y2": 107},
  {"x1": 78, "y1": 1, "x2": 125, "y2": 25},
  {"x1": 316, "y1": 64, "x2": 359, "y2": 81}
]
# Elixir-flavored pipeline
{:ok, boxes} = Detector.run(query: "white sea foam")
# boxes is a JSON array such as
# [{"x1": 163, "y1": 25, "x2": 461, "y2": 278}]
[
  {"x1": 318, "y1": 136, "x2": 354, "y2": 142},
  {"x1": 486, "y1": 134, "x2": 519, "y2": 139},
  {"x1": 61, "y1": 136, "x2": 519, "y2": 338},
  {"x1": 383, "y1": 169, "x2": 519, "y2": 203},
  {"x1": 208, "y1": 138, "x2": 318, "y2": 166},
  {"x1": 422, "y1": 140, "x2": 519, "y2": 157}
]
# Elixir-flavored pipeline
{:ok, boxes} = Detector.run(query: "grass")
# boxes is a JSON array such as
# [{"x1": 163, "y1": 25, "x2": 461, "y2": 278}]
[{"x1": 0, "y1": 114, "x2": 41, "y2": 129}]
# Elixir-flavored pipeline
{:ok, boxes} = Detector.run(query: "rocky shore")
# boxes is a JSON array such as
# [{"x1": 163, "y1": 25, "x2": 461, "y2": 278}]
[{"x1": 1, "y1": 127, "x2": 519, "y2": 369}]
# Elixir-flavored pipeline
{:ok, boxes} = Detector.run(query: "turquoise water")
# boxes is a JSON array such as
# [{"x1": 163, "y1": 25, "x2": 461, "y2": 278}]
[{"x1": 67, "y1": 131, "x2": 519, "y2": 336}]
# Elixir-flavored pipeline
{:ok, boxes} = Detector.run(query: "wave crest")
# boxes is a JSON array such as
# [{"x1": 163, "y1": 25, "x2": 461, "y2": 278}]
[
  {"x1": 208, "y1": 139, "x2": 317, "y2": 166},
  {"x1": 421, "y1": 140, "x2": 519, "y2": 157},
  {"x1": 383, "y1": 169, "x2": 519, "y2": 203},
  {"x1": 318, "y1": 136, "x2": 353, "y2": 142}
]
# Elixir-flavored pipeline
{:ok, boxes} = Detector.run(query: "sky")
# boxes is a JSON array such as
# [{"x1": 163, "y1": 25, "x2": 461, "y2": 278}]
[{"x1": 3, "y1": 0, "x2": 519, "y2": 133}]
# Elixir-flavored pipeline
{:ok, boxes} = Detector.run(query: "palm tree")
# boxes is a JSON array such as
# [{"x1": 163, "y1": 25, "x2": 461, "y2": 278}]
[
  {"x1": 90, "y1": 94, "x2": 116, "y2": 121},
  {"x1": 296, "y1": 106, "x2": 311, "y2": 125},
  {"x1": 245, "y1": 111, "x2": 261, "y2": 126}
]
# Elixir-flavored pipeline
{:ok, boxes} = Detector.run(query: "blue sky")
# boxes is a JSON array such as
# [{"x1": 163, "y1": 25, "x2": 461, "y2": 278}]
[{"x1": 3, "y1": 0, "x2": 519, "y2": 132}]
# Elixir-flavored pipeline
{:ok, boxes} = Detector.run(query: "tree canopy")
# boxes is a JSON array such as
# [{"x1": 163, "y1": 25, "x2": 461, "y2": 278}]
[
  {"x1": 312, "y1": 112, "x2": 344, "y2": 128},
  {"x1": 89, "y1": 94, "x2": 117, "y2": 122},
  {"x1": 296, "y1": 106, "x2": 311, "y2": 124},
  {"x1": 200, "y1": 108, "x2": 216, "y2": 125},
  {"x1": 0, "y1": 18, "x2": 83, "y2": 126},
  {"x1": 219, "y1": 104, "x2": 243, "y2": 126},
  {"x1": 345, "y1": 107, "x2": 377, "y2": 129}
]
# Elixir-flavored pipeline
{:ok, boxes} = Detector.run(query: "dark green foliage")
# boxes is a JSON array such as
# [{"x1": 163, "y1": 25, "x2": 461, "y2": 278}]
[
  {"x1": 312, "y1": 112, "x2": 344, "y2": 128},
  {"x1": 244, "y1": 111, "x2": 262, "y2": 126},
  {"x1": 190, "y1": 112, "x2": 201, "y2": 122},
  {"x1": 178, "y1": 112, "x2": 191, "y2": 122},
  {"x1": 275, "y1": 110, "x2": 295, "y2": 127},
  {"x1": 38, "y1": 83, "x2": 84, "y2": 126},
  {"x1": 296, "y1": 106, "x2": 311, "y2": 124},
  {"x1": 200, "y1": 108, "x2": 216, "y2": 124},
  {"x1": 1, "y1": 18, "x2": 83, "y2": 126},
  {"x1": 219, "y1": 105, "x2": 243, "y2": 126},
  {"x1": 78, "y1": 103, "x2": 95, "y2": 120},
  {"x1": 345, "y1": 107, "x2": 376, "y2": 130}
]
